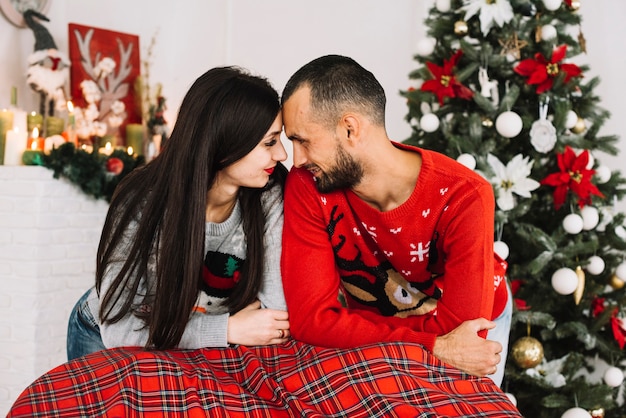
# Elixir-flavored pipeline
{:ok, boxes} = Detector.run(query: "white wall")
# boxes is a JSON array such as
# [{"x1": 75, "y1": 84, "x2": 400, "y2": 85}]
[{"x1": 2, "y1": 1, "x2": 622, "y2": 187}]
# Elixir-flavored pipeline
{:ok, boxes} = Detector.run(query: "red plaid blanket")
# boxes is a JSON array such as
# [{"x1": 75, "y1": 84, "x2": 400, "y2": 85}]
[{"x1": 8, "y1": 340, "x2": 521, "y2": 417}]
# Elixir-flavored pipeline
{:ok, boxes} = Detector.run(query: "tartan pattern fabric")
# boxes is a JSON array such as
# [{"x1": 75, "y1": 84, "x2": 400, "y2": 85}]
[{"x1": 8, "y1": 340, "x2": 521, "y2": 417}]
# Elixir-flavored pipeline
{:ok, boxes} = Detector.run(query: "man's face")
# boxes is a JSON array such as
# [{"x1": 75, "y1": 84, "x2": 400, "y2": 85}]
[{"x1": 282, "y1": 86, "x2": 362, "y2": 193}]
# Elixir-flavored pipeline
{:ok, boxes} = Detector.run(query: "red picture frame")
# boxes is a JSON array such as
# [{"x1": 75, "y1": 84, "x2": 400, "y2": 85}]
[{"x1": 68, "y1": 23, "x2": 141, "y2": 144}]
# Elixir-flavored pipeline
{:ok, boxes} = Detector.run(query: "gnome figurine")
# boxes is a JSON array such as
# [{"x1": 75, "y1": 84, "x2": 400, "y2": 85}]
[{"x1": 23, "y1": 9, "x2": 70, "y2": 117}]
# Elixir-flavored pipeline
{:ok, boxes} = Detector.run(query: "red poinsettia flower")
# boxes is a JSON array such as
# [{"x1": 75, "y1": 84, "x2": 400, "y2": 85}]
[
  {"x1": 509, "y1": 279, "x2": 530, "y2": 310},
  {"x1": 540, "y1": 146, "x2": 604, "y2": 209},
  {"x1": 421, "y1": 50, "x2": 474, "y2": 105},
  {"x1": 591, "y1": 297, "x2": 606, "y2": 317},
  {"x1": 610, "y1": 316, "x2": 626, "y2": 349},
  {"x1": 514, "y1": 44, "x2": 582, "y2": 94}
]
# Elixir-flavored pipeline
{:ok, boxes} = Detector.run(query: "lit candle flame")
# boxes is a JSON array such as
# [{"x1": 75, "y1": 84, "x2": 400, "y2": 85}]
[
  {"x1": 127, "y1": 146, "x2": 134, "y2": 155},
  {"x1": 67, "y1": 101, "x2": 74, "y2": 113}
]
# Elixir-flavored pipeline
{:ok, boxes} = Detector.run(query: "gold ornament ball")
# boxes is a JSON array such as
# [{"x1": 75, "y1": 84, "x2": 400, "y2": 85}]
[
  {"x1": 454, "y1": 20, "x2": 468, "y2": 36},
  {"x1": 569, "y1": 0, "x2": 581, "y2": 11},
  {"x1": 609, "y1": 274, "x2": 625, "y2": 290},
  {"x1": 571, "y1": 117, "x2": 586, "y2": 134},
  {"x1": 511, "y1": 336, "x2": 544, "y2": 369}
]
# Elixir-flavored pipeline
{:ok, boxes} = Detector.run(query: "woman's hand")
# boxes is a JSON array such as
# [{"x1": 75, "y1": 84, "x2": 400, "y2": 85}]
[{"x1": 227, "y1": 300, "x2": 290, "y2": 346}]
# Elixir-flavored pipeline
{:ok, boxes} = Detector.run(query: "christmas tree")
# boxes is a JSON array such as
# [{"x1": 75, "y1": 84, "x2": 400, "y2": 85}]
[{"x1": 403, "y1": 0, "x2": 626, "y2": 416}]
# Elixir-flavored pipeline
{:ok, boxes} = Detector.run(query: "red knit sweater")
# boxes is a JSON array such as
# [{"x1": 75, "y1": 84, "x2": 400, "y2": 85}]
[{"x1": 282, "y1": 143, "x2": 508, "y2": 352}]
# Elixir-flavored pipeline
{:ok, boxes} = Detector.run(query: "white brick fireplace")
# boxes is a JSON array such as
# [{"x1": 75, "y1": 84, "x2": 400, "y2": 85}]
[{"x1": 0, "y1": 166, "x2": 108, "y2": 415}]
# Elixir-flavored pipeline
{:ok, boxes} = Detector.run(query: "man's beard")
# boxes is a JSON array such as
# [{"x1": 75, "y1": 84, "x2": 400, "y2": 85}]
[{"x1": 313, "y1": 144, "x2": 363, "y2": 193}]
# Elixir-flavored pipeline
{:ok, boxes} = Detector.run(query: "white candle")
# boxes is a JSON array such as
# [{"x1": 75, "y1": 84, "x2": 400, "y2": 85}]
[
  {"x1": 12, "y1": 108, "x2": 27, "y2": 133},
  {"x1": 4, "y1": 127, "x2": 27, "y2": 165}
]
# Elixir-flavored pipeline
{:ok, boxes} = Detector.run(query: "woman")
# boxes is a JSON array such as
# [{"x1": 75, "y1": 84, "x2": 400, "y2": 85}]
[{"x1": 66, "y1": 66, "x2": 290, "y2": 359}]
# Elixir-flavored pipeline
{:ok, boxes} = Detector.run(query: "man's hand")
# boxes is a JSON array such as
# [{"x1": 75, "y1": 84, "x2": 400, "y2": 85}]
[{"x1": 432, "y1": 318, "x2": 502, "y2": 377}]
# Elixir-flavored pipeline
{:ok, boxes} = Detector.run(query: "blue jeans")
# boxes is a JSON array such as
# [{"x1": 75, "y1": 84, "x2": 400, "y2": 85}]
[
  {"x1": 486, "y1": 281, "x2": 513, "y2": 388},
  {"x1": 66, "y1": 288, "x2": 106, "y2": 361}
]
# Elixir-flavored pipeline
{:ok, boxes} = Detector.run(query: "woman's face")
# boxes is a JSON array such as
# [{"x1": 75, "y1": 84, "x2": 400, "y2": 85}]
[{"x1": 219, "y1": 113, "x2": 287, "y2": 189}]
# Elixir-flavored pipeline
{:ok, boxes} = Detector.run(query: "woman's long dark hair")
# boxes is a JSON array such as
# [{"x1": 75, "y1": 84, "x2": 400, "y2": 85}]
[{"x1": 96, "y1": 67, "x2": 287, "y2": 349}]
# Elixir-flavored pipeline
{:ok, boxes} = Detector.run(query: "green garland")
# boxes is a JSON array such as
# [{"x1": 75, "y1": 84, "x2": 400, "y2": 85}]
[{"x1": 41, "y1": 142, "x2": 145, "y2": 202}]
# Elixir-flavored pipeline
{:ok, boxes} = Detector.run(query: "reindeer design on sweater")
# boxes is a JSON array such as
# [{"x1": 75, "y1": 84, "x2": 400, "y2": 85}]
[{"x1": 327, "y1": 205, "x2": 441, "y2": 318}]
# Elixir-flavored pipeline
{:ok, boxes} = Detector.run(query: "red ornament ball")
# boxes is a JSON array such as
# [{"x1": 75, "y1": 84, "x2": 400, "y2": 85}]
[{"x1": 106, "y1": 157, "x2": 124, "y2": 175}]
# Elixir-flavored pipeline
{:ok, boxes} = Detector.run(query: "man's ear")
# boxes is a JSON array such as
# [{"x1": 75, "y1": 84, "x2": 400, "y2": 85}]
[{"x1": 341, "y1": 114, "x2": 361, "y2": 143}]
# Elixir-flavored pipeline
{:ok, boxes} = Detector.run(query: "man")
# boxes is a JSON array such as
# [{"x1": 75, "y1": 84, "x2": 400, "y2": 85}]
[{"x1": 280, "y1": 55, "x2": 512, "y2": 386}]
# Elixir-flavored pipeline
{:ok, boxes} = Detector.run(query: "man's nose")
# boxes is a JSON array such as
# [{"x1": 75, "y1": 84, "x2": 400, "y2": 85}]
[{"x1": 292, "y1": 144, "x2": 308, "y2": 168}]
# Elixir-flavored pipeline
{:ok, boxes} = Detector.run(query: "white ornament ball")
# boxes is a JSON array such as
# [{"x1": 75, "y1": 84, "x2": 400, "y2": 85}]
[
  {"x1": 580, "y1": 206, "x2": 599, "y2": 230},
  {"x1": 586, "y1": 255, "x2": 605, "y2": 275},
  {"x1": 594, "y1": 165, "x2": 611, "y2": 184},
  {"x1": 543, "y1": 0, "x2": 563, "y2": 11},
  {"x1": 415, "y1": 38, "x2": 436, "y2": 56},
  {"x1": 504, "y1": 392, "x2": 517, "y2": 406},
  {"x1": 551, "y1": 267, "x2": 579, "y2": 295},
  {"x1": 561, "y1": 407, "x2": 591, "y2": 418},
  {"x1": 420, "y1": 113, "x2": 440, "y2": 133},
  {"x1": 603, "y1": 366, "x2": 624, "y2": 387},
  {"x1": 495, "y1": 111, "x2": 523, "y2": 138},
  {"x1": 615, "y1": 262, "x2": 626, "y2": 281},
  {"x1": 456, "y1": 153, "x2": 476, "y2": 170},
  {"x1": 565, "y1": 110, "x2": 579, "y2": 129},
  {"x1": 435, "y1": 0, "x2": 451, "y2": 13},
  {"x1": 494, "y1": 241, "x2": 510, "y2": 260},
  {"x1": 562, "y1": 213, "x2": 584, "y2": 234},
  {"x1": 541, "y1": 24, "x2": 558, "y2": 41}
]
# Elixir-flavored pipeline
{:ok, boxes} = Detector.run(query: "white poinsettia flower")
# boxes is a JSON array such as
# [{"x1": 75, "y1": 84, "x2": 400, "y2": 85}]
[
  {"x1": 487, "y1": 153, "x2": 540, "y2": 211},
  {"x1": 461, "y1": 0, "x2": 514, "y2": 35}
]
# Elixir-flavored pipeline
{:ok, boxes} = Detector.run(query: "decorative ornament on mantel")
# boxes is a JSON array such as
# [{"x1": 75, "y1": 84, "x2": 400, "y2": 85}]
[
  {"x1": 42, "y1": 142, "x2": 144, "y2": 202},
  {"x1": 22, "y1": 9, "x2": 70, "y2": 135}
]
